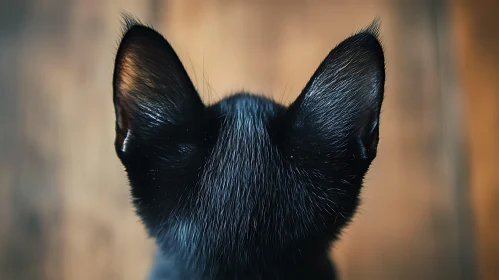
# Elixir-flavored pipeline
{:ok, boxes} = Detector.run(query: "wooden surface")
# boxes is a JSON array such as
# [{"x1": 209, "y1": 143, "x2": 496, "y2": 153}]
[
  {"x1": 452, "y1": 1, "x2": 499, "y2": 279},
  {"x1": 0, "y1": 0, "x2": 488, "y2": 279}
]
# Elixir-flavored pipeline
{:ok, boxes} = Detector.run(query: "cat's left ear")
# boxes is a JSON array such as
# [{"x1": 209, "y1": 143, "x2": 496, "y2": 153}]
[
  {"x1": 113, "y1": 18, "x2": 204, "y2": 155},
  {"x1": 284, "y1": 22, "x2": 385, "y2": 161}
]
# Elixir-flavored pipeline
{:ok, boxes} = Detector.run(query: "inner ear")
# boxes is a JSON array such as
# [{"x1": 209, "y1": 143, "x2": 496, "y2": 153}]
[
  {"x1": 358, "y1": 115, "x2": 379, "y2": 159},
  {"x1": 114, "y1": 100, "x2": 132, "y2": 152}
]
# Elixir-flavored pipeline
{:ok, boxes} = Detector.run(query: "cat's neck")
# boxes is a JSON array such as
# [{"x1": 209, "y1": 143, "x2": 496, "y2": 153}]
[{"x1": 149, "y1": 247, "x2": 337, "y2": 280}]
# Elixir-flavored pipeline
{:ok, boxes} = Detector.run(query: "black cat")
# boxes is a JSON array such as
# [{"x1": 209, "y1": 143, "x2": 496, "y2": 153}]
[{"x1": 113, "y1": 16, "x2": 385, "y2": 280}]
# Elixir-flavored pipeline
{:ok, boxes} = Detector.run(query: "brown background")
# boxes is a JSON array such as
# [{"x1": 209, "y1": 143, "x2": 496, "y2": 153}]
[{"x1": 0, "y1": 0, "x2": 497, "y2": 279}]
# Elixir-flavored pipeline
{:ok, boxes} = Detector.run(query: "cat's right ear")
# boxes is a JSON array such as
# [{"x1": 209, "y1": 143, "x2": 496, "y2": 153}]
[
  {"x1": 282, "y1": 22, "x2": 385, "y2": 164},
  {"x1": 113, "y1": 17, "x2": 204, "y2": 155}
]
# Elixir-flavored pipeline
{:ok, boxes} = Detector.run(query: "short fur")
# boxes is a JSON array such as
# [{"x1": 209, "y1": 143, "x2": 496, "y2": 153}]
[{"x1": 113, "y1": 16, "x2": 385, "y2": 280}]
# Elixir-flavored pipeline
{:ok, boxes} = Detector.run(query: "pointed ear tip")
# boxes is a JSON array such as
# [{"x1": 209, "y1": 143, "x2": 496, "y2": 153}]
[
  {"x1": 119, "y1": 14, "x2": 142, "y2": 35},
  {"x1": 121, "y1": 13, "x2": 140, "y2": 27},
  {"x1": 117, "y1": 14, "x2": 161, "y2": 46},
  {"x1": 353, "y1": 26, "x2": 385, "y2": 68},
  {"x1": 364, "y1": 18, "x2": 381, "y2": 38},
  {"x1": 120, "y1": 14, "x2": 150, "y2": 34},
  {"x1": 114, "y1": 16, "x2": 166, "y2": 70},
  {"x1": 353, "y1": 19, "x2": 384, "y2": 55}
]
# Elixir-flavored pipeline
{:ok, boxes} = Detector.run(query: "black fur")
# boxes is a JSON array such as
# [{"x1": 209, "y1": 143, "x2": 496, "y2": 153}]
[{"x1": 113, "y1": 16, "x2": 385, "y2": 280}]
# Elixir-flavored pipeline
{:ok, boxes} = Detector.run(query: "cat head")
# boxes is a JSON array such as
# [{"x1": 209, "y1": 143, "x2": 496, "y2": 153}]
[{"x1": 113, "y1": 17, "x2": 384, "y2": 272}]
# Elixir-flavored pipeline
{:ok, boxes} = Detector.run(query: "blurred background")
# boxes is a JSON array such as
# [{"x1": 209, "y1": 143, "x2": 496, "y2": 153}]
[{"x1": 0, "y1": 0, "x2": 498, "y2": 279}]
